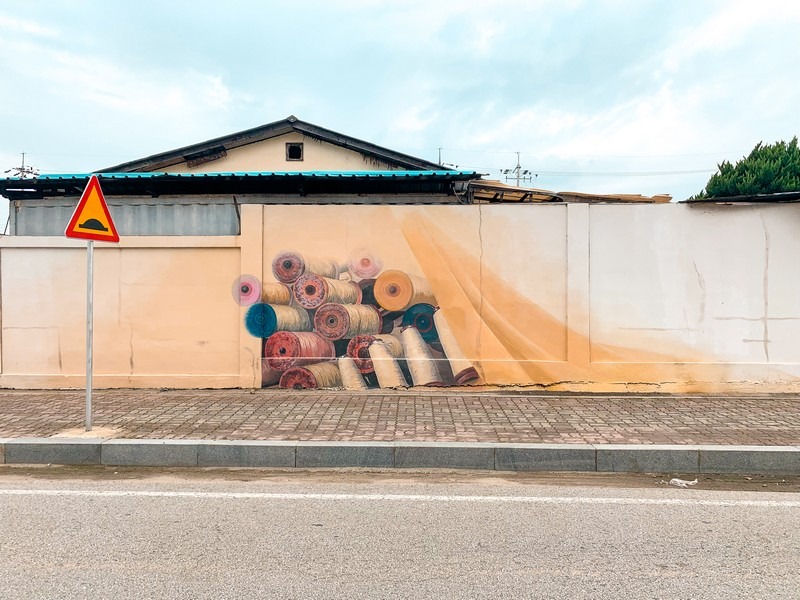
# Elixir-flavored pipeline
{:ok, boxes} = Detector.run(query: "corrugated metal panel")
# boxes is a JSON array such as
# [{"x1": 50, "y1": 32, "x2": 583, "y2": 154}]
[
  {"x1": 13, "y1": 199, "x2": 238, "y2": 236},
  {"x1": 17, "y1": 170, "x2": 476, "y2": 180}
]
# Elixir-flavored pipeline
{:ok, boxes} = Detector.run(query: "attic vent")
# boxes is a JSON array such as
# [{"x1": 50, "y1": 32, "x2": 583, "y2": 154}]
[
  {"x1": 184, "y1": 146, "x2": 227, "y2": 168},
  {"x1": 286, "y1": 142, "x2": 304, "y2": 161}
]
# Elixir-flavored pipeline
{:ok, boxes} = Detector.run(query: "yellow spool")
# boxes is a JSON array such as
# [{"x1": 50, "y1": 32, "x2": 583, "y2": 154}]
[{"x1": 373, "y1": 270, "x2": 436, "y2": 312}]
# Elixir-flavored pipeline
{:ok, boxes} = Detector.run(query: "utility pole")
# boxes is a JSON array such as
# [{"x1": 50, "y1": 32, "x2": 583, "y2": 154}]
[
  {"x1": 437, "y1": 147, "x2": 442, "y2": 165},
  {"x1": 501, "y1": 152, "x2": 535, "y2": 187},
  {"x1": 4, "y1": 152, "x2": 39, "y2": 178}
]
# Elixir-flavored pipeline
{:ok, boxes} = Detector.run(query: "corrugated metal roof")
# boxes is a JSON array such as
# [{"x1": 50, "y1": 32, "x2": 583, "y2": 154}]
[
  {"x1": 0, "y1": 170, "x2": 481, "y2": 201},
  {"x1": 7, "y1": 170, "x2": 476, "y2": 181}
]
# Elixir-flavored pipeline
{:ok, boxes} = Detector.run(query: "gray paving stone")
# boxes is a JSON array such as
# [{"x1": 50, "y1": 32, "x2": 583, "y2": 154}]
[
  {"x1": 4, "y1": 438, "x2": 102, "y2": 465},
  {"x1": 698, "y1": 445, "x2": 800, "y2": 474},
  {"x1": 394, "y1": 442, "x2": 495, "y2": 470},
  {"x1": 197, "y1": 441, "x2": 296, "y2": 467},
  {"x1": 296, "y1": 442, "x2": 394, "y2": 468},
  {"x1": 596, "y1": 445, "x2": 699, "y2": 473},
  {"x1": 102, "y1": 440, "x2": 198, "y2": 467},
  {"x1": 0, "y1": 439, "x2": 8, "y2": 464},
  {"x1": 495, "y1": 444, "x2": 596, "y2": 472}
]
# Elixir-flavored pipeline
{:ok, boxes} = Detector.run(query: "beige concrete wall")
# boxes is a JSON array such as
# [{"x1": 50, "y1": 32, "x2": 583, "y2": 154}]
[
  {"x1": 1, "y1": 201, "x2": 798, "y2": 392},
  {"x1": 166, "y1": 132, "x2": 402, "y2": 173},
  {"x1": 0, "y1": 236, "x2": 246, "y2": 388}
]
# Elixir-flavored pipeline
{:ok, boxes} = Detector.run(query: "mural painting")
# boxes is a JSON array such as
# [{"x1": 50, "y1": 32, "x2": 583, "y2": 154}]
[{"x1": 234, "y1": 243, "x2": 479, "y2": 389}]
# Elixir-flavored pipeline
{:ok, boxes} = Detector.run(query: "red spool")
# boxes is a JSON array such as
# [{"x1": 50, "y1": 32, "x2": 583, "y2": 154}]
[
  {"x1": 347, "y1": 334, "x2": 378, "y2": 374},
  {"x1": 279, "y1": 362, "x2": 342, "y2": 389},
  {"x1": 314, "y1": 303, "x2": 381, "y2": 341},
  {"x1": 264, "y1": 331, "x2": 335, "y2": 372}
]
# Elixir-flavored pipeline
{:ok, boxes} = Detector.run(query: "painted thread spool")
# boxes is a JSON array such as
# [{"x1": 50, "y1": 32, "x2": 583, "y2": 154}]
[
  {"x1": 314, "y1": 303, "x2": 382, "y2": 341},
  {"x1": 338, "y1": 356, "x2": 368, "y2": 390},
  {"x1": 401, "y1": 327, "x2": 443, "y2": 386},
  {"x1": 272, "y1": 251, "x2": 339, "y2": 284},
  {"x1": 368, "y1": 341, "x2": 408, "y2": 388},
  {"x1": 245, "y1": 303, "x2": 311, "y2": 339},
  {"x1": 232, "y1": 274, "x2": 262, "y2": 307},
  {"x1": 261, "y1": 282, "x2": 293, "y2": 305},
  {"x1": 347, "y1": 247, "x2": 383, "y2": 279},
  {"x1": 279, "y1": 361, "x2": 342, "y2": 389},
  {"x1": 401, "y1": 303, "x2": 439, "y2": 343},
  {"x1": 293, "y1": 274, "x2": 361, "y2": 309},
  {"x1": 374, "y1": 270, "x2": 436, "y2": 312},
  {"x1": 264, "y1": 331, "x2": 335, "y2": 372},
  {"x1": 434, "y1": 310, "x2": 480, "y2": 384},
  {"x1": 261, "y1": 359, "x2": 282, "y2": 387},
  {"x1": 347, "y1": 334, "x2": 404, "y2": 374}
]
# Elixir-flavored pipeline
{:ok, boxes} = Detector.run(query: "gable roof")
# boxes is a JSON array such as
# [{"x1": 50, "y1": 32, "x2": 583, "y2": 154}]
[{"x1": 100, "y1": 115, "x2": 445, "y2": 173}]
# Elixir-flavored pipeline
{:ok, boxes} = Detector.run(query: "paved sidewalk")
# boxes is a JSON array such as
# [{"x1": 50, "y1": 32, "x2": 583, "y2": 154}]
[{"x1": 0, "y1": 389, "x2": 798, "y2": 445}]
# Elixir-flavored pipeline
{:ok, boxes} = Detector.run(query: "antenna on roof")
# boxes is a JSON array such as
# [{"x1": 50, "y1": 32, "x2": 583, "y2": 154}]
[
  {"x1": 503, "y1": 152, "x2": 534, "y2": 187},
  {"x1": 4, "y1": 152, "x2": 39, "y2": 179}
]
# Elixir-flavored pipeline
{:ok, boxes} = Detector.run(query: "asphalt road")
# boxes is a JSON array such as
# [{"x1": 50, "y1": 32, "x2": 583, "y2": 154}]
[{"x1": 1, "y1": 469, "x2": 798, "y2": 599}]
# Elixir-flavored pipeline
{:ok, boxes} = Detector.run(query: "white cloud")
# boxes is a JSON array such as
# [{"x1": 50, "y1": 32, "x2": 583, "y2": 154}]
[{"x1": 0, "y1": 13, "x2": 59, "y2": 38}]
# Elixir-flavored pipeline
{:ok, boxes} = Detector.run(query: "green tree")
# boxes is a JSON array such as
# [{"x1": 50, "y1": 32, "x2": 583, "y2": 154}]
[{"x1": 691, "y1": 137, "x2": 800, "y2": 198}]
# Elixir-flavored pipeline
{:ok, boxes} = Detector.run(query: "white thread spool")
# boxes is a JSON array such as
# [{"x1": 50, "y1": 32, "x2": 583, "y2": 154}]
[
  {"x1": 369, "y1": 341, "x2": 408, "y2": 388},
  {"x1": 433, "y1": 310, "x2": 480, "y2": 384},
  {"x1": 338, "y1": 356, "x2": 368, "y2": 390},
  {"x1": 347, "y1": 333, "x2": 404, "y2": 373},
  {"x1": 401, "y1": 327, "x2": 442, "y2": 386}
]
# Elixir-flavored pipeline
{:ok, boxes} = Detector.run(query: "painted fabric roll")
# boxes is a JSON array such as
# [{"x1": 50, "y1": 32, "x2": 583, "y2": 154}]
[
  {"x1": 433, "y1": 309, "x2": 480, "y2": 384},
  {"x1": 347, "y1": 333, "x2": 404, "y2": 374},
  {"x1": 261, "y1": 359, "x2": 282, "y2": 387},
  {"x1": 338, "y1": 356, "x2": 368, "y2": 390},
  {"x1": 293, "y1": 274, "x2": 361, "y2": 309},
  {"x1": 272, "y1": 251, "x2": 339, "y2": 284},
  {"x1": 245, "y1": 303, "x2": 311, "y2": 338},
  {"x1": 261, "y1": 282, "x2": 293, "y2": 305},
  {"x1": 368, "y1": 341, "x2": 408, "y2": 388},
  {"x1": 232, "y1": 274, "x2": 262, "y2": 307},
  {"x1": 264, "y1": 331, "x2": 335, "y2": 372},
  {"x1": 374, "y1": 270, "x2": 436, "y2": 312},
  {"x1": 314, "y1": 303, "x2": 382, "y2": 341},
  {"x1": 401, "y1": 303, "x2": 439, "y2": 343},
  {"x1": 401, "y1": 327, "x2": 443, "y2": 386},
  {"x1": 347, "y1": 247, "x2": 383, "y2": 279},
  {"x1": 279, "y1": 361, "x2": 342, "y2": 389}
]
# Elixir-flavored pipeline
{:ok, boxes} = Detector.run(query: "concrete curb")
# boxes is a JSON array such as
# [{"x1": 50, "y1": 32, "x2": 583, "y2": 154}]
[{"x1": 0, "y1": 439, "x2": 798, "y2": 475}]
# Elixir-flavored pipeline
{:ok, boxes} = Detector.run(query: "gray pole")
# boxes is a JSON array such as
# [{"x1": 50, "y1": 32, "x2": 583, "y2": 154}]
[{"x1": 85, "y1": 240, "x2": 94, "y2": 431}]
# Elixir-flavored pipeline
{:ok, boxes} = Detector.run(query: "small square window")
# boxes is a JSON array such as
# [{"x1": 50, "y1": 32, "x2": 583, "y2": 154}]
[{"x1": 286, "y1": 142, "x2": 304, "y2": 161}]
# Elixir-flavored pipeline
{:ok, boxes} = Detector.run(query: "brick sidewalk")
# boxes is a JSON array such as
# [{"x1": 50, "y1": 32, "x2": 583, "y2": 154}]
[{"x1": 0, "y1": 389, "x2": 798, "y2": 445}]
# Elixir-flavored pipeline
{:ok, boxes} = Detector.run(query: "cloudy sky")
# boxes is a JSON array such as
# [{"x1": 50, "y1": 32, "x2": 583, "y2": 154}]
[{"x1": 1, "y1": 0, "x2": 799, "y2": 214}]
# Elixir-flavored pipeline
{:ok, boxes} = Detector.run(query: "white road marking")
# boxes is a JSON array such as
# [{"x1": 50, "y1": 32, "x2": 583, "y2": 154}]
[{"x1": 0, "y1": 489, "x2": 798, "y2": 507}]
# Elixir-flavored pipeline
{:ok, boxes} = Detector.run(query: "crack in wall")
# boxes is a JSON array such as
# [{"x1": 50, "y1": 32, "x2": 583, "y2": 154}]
[
  {"x1": 692, "y1": 260, "x2": 706, "y2": 323},
  {"x1": 761, "y1": 214, "x2": 771, "y2": 362},
  {"x1": 477, "y1": 202, "x2": 484, "y2": 378}
]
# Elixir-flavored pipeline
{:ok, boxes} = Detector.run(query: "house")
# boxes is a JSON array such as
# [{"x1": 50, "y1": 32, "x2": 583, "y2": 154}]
[
  {"x1": 2, "y1": 116, "x2": 478, "y2": 236},
  {"x1": 101, "y1": 115, "x2": 444, "y2": 173}
]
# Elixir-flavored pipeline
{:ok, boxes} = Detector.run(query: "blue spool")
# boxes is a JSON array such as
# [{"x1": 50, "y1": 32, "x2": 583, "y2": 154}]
[
  {"x1": 401, "y1": 303, "x2": 438, "y2": 343},
  {"x1": 245, "y1": 303, "x2": 278, "y2": 338}
]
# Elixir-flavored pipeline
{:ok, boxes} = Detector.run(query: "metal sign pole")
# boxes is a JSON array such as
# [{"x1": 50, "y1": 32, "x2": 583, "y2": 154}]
[{"x1": 85, "y1": 240, "x2": 94, "y2": 431}]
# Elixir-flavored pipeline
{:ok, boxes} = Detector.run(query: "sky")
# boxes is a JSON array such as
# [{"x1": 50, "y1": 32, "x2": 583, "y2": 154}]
[{"x1": 1, "y1": 0, "x2": 799, "y2": 222}]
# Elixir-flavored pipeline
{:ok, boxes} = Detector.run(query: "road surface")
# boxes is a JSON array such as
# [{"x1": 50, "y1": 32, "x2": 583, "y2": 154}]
[{"x1": 1, "y1": 467, "x2": 798, "y2": 599}]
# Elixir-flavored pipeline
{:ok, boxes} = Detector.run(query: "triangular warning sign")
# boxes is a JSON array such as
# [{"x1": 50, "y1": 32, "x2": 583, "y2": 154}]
[{"x1": 65, "y1": 175, "x2": 120, "y2": 242}]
